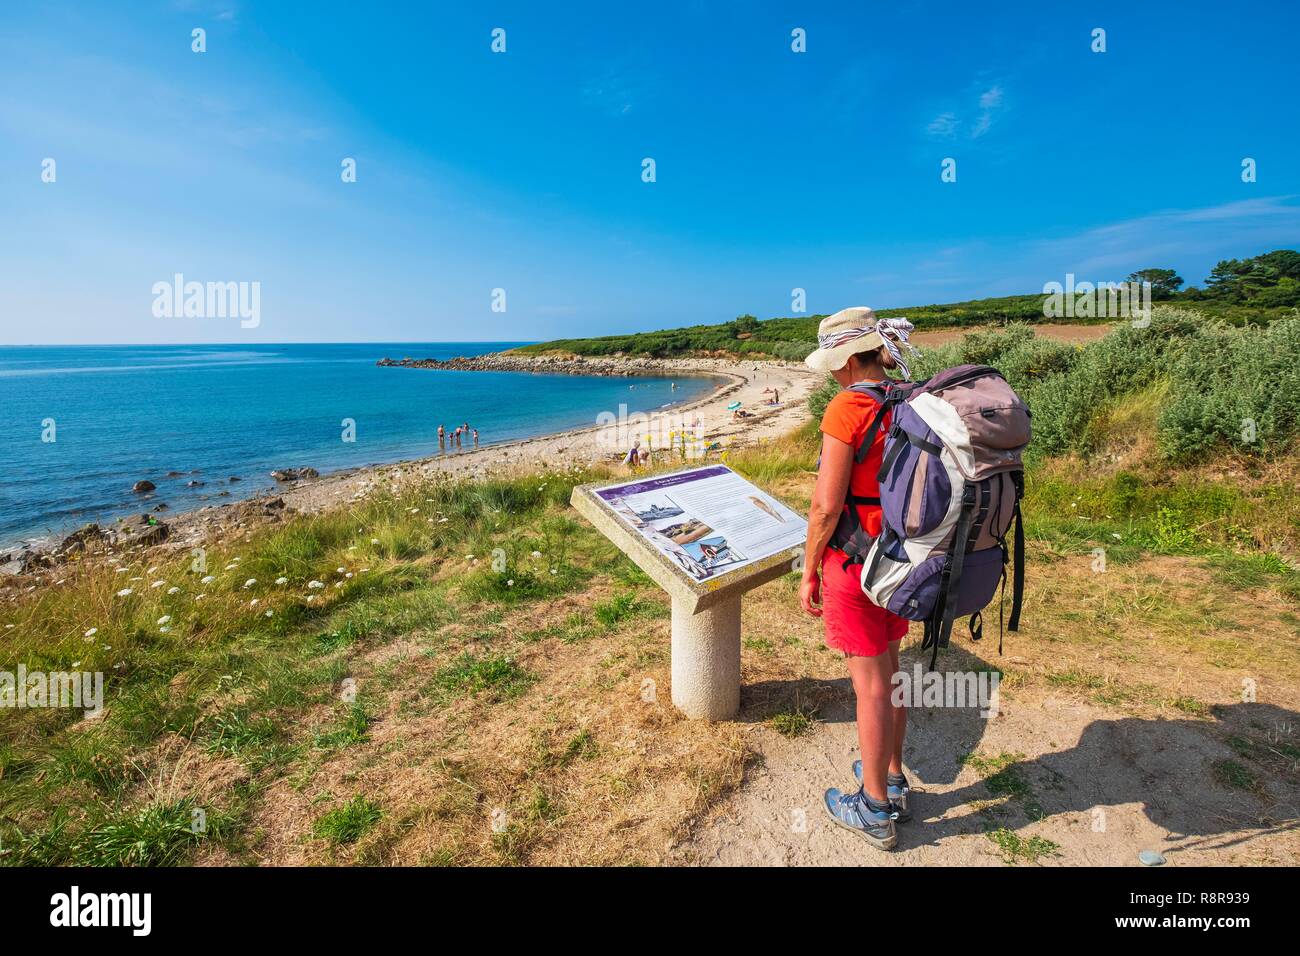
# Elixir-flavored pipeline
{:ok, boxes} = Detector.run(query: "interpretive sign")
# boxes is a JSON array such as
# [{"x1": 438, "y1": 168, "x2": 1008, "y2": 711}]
[
  {"x1": 593, "y1": 465, "x2": 807, "y2": 582},
  {"x1": 572, "y1": 465, "x2": 808, "y2": 720}
]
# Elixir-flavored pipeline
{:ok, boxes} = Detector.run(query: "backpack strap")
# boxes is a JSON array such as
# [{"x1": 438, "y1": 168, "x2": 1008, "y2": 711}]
[
  {"x1": 877, "y1": 428, "x2": 943, "y2": 483},
  {"x1": 923, "y1": 482, "x2": 977, "y2": 669},
  {"x1": 827, "y1": 382, "x2": 892, "y2": 565},
  {"x1": 829, "y1": 493, "x2": 881, "y2": 570},
  {"x1": 1007, "y1": 471, "x2": 1025, "y2": 632},
  {"x1": 846, "y1": 382, "x2": 891, "y2": 464}
]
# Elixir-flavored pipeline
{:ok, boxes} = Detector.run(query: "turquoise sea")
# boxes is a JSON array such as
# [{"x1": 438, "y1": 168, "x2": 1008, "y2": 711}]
[{"x1": 0, "y1": 343, "x2": 720, "y2": 548}]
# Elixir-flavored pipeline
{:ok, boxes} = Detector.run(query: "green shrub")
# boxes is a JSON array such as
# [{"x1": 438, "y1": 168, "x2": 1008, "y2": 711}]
[
  {"x1": 771, "y1": 340, "x2": 817, "y2": 362},
  {"x1": 1158, "y1": 316, "x2": 1300, "y2": 459},
  {"x1": 1025, "y1": 308, "x2": 1202, "y2": 457},
  {"x1": 807, "y1": 376, "x2": 839, "y2": 421}
]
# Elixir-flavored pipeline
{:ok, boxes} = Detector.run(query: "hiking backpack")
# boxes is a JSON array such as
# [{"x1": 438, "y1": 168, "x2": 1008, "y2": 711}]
[{"x1": 830, "y1": 365, "x2": 1031, "y2": 666}]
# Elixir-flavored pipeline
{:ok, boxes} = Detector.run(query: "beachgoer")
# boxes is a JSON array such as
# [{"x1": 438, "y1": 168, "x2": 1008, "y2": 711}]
[
  {"x1": 623, "y1": 439, "x2": 641, "y2": 469},
  {"x1": 472, "y1": 428, "x2": 479, "y2": 447},
  {"x1": 798, "y1": 306, "x2": 917, "y2": 852}
]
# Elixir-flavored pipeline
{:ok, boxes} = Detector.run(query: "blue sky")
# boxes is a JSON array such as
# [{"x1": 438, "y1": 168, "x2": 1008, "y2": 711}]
[{"x1": 1, "y1": 0, "x2": 1297, "y2": 344}]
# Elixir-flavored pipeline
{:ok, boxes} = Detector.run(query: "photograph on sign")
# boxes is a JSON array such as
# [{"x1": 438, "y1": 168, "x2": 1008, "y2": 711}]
[{"x1": 595, "y1": 466, "x2": 807, "y2": 581}]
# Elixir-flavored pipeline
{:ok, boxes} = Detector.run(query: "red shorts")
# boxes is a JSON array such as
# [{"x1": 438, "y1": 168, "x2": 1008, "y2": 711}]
[{"x1": 821, "y1": 549, "x2": 909, "y2": 657}]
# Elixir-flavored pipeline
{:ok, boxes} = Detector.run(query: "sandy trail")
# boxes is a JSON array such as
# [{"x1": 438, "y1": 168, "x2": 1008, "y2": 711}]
[{"x1": 685, "y1": 669, "x2": 1296, "y2": 866}]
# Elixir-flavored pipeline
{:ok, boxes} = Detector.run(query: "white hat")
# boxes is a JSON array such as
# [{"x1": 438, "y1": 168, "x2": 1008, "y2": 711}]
[{"x1": 804, "y1": 307, "x2": 917, "y2": 377}]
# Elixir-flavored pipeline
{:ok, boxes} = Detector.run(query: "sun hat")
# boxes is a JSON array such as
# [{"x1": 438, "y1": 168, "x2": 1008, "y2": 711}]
[{"x1": 804, "y1": 307, "x2": 918, "y2": 378}]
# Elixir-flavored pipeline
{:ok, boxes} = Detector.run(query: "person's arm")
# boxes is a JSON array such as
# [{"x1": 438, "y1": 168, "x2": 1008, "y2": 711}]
[{"x1": 799, "y1": 431, "x2": 854, "y2": 617}]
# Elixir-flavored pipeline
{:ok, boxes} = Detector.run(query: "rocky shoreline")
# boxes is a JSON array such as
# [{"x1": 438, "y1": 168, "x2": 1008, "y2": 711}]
[{"x1": 377, "y1": 352, "x2": 736, "y2": 377}]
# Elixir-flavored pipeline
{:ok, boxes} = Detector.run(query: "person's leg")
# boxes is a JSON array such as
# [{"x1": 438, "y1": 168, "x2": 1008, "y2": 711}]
[
  {"x1": 887, "y1": 638, "x2": 906, "y2": 776},
  {"x1": 845, "y1": 651, "x2": 895, "y2": 804}
]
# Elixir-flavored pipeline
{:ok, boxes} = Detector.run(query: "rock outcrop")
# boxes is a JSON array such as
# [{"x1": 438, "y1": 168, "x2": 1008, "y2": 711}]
[
  {"x1": 377, "y1": 353, "x2": 676, "y2": 377},
  {"x1": 270, "y1": 468, "x2": 320, "y2": 482}
]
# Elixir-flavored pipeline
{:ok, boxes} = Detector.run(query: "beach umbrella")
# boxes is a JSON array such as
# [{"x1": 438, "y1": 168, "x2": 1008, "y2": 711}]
[{"x1": 726, "y1": 401, "x2": 742, "y2": 410}]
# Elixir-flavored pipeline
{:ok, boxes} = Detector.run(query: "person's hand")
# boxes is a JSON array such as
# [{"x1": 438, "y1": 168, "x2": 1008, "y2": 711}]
[{"x1": 799, "y1": 570, "x2": 823, "y2": 617}]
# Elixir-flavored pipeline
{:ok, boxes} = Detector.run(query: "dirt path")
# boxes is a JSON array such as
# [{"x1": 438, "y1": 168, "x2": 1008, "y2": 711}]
[
  {"x1": 686, "y1": 682, "x2": 1295, "y2": 866},
  {"x1": 680, "y1": 553, "x2": 1300, "y2": 867}
]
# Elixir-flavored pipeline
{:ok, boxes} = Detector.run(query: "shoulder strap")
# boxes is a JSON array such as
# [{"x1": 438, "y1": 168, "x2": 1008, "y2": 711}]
[
  {"x1": 846, "y1": 382, "x2": 895, "y2": 465},
  {"x1": 1007, "y1": 472, "x2": 1025, "y2": 632},
  {"x1": 924, "y1": 482, "x2": 977, "y2": 669}
]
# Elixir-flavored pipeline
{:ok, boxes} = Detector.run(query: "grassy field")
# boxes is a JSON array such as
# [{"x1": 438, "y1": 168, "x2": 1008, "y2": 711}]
[{"x1": 1, "y1": 310, "x2": 1297, "y2": 865}]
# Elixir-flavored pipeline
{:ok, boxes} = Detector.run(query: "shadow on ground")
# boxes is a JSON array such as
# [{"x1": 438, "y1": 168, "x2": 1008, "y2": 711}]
[{"x1": 709, "y1": 643, "x2": 1299, "y2": 864}]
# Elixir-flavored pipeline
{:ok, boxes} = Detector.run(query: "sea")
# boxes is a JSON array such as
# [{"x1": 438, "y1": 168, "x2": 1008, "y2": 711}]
[{"x1": 0, "y1": 343, "x2": 722, "y2": 550}]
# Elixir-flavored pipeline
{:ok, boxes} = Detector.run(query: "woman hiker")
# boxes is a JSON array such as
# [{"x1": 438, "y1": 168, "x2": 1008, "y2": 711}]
[{"x1": 799, "y1": 306, "x2": 918, "y2": 851}]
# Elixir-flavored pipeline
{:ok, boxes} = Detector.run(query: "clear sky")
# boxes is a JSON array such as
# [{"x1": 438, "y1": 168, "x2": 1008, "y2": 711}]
[{"x1": 1, "y1": 0, "x2": 1297, "y2": 344}]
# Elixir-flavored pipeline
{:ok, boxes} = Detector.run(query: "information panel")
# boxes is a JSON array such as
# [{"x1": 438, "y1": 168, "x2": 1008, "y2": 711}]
[{"x1": 593, "y1": 465, "x2": 808, "y2": 582}]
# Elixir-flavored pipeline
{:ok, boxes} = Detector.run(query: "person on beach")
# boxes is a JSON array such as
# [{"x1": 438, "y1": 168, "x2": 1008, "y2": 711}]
[
  {"x1": 624, "y1": 439, "x2": 641, "y2": 469},
  {"x1": 438, "y1": 424, "x2": 445, "y2": 452},
  {"x1": 472, "y1": 428, "x2": 479, "y2": 448},
  {"x1": 798, "y1": 306, "x2": 918, "y2": 852}
]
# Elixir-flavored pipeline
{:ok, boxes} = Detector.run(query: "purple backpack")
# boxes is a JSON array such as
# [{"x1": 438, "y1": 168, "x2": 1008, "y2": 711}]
[{"x1": 840, "y1": 366, "x2": 1031, "y2": 666}]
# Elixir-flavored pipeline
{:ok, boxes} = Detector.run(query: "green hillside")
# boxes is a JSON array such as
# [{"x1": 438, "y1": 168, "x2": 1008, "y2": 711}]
[{"x1": 515, "y1": 249, "x2": 1300, "y2": 359}]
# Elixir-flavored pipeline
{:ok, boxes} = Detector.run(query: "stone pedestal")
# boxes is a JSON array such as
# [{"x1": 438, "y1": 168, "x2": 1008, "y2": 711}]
[{"x1": 670, "y1": 593, "x2": 742, "y2": 720}]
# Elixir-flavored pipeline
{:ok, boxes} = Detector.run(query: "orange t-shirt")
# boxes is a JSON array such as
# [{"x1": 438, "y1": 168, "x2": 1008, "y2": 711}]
[{"x1": 819, "y1": 386, "x2": 891, "y2": 539}]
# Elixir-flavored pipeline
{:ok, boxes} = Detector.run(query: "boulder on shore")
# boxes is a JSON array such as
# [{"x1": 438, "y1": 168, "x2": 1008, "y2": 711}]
[
  {"x1": 116, "y1": 514, "x2": 170, "y2": 548},
  {"x1": 58, "y1": 523, "x2": 107, "y2": 556},
  {"x1": 270, "y1": 467, "x2": 319, "y2": 482}
]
